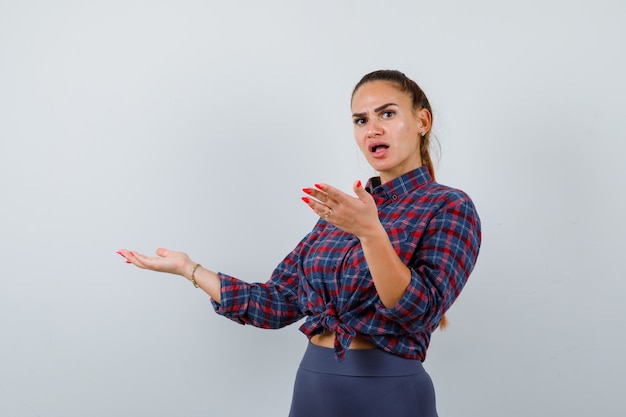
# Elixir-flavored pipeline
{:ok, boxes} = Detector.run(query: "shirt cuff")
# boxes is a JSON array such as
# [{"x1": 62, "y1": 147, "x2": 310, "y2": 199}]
[
  {"x1": 210, "y1": 272, "x2": 251, "y2": 325},
  {"x1": 377, "y1": 268, "x2": 441, "y2": 332}
]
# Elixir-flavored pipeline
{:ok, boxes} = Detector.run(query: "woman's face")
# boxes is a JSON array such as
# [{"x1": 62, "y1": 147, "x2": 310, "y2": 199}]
[{"x1": 351, "y1": 81, "x2": 428, "y2": 184}]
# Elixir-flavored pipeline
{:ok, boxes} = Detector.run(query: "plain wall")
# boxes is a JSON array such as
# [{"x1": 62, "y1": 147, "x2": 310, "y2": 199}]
[{"x1": 1, "y1": 1, "x2": 625, "y2": 416}]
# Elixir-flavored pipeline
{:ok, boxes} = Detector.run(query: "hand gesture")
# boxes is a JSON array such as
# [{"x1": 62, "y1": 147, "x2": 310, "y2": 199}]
[
  {"x1": 117, "y1": 248, "x2": 194, "y2": 278},
  {"x1": 301, "y1": 180, "x2": 383, "y2": 239}
]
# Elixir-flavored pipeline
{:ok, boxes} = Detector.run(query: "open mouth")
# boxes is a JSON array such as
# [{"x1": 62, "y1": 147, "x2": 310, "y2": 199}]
[{"x1": 369, "y1": 143, "x2": 389, "y2": 153}]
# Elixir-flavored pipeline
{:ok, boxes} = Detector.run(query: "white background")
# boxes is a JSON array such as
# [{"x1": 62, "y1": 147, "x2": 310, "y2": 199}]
[{"x1": 1, "y1": 1, "x2": 625, "y2": 416}]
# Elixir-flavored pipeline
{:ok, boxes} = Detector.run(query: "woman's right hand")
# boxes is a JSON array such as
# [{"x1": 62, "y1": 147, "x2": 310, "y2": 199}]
[
  {"x1": 118, "y1": 248, "x2": 222, "y2": 301},
  {"x1": 117, "y1": 248, "x2": 195, "y2": 279}
]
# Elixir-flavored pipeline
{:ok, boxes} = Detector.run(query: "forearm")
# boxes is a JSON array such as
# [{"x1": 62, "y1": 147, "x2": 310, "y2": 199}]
[
  {"x1": 183, "y1": 262, "x2": 222, "y2": 303},
  {"x1": 213, "y1": 272, "x2": 305, "y2": 328},
  {"x1": 359, "y1": 225, "x2": 411, "y2": 308}
]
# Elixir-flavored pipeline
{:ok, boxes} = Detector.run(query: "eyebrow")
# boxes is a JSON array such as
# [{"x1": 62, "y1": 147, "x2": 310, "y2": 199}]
[{"x1": 352, "y1": 102, "x2": 397, "y2": 118}]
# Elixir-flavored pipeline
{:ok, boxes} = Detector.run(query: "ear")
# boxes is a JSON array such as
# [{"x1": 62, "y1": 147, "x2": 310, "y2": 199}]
[{"x1": 415, "y1": 107, "x2": 432, "y2": 135}]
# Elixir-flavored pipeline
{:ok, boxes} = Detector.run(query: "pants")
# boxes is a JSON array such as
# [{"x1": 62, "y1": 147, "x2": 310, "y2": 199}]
[{"x1": 288, "y1": 343, "x2": 438, "y2": 417}]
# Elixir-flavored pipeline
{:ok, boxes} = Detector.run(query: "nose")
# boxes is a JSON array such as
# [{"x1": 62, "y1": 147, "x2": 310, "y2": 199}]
[{"x1": 365, "y1": 120, "x2": 383, "y2": 138}]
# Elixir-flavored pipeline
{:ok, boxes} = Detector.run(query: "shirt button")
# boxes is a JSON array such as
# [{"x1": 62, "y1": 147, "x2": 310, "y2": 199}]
[{"x1": 392, "y1": 195, "x2": 398, "y2": 201}]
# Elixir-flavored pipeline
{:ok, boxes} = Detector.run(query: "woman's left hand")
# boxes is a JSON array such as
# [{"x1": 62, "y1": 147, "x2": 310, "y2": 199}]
[{"x1": 302, "y1": 180, "x2": 382, "y2": 238}]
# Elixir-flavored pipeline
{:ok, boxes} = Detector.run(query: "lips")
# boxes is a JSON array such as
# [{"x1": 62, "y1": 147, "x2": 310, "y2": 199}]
[{"x1": 368, "y1": 141, "x2": 390, "y2": 157}]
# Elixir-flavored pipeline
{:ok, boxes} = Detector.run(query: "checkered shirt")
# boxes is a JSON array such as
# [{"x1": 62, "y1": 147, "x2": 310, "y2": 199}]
[{"x1": 212, "y1": 167, "x2": 481, "y2": 361}]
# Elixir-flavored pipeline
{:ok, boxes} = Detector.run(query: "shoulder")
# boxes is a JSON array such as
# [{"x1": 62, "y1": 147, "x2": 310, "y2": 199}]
[
  {"x1": 417, "y1": 182, "x2": 481, "y2": 232},
  {"x1": 424, "y1": 183, "x2": 481, "y2": 238},
  {"x1": 420, "y1": 181, "x2": 476, "y2": 210}
]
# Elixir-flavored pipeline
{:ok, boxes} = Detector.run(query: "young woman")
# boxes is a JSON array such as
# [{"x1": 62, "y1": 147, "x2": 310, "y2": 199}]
[{"x1": 118, "y1": 69, "x2": 481, "y2": 417}]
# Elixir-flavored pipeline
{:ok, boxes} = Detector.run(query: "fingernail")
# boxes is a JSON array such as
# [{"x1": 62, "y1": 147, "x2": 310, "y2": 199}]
[
  {"x1": 116, "y1": 251, "x2": 127, "y2": 259},
  {"x1": 301, "y1": 197, "x2": 310, "y2": 204},
  {"x1": 125, "y1": 260, "x2": 131, "y2": 264},
  {"x1": 302, "y1": 188, "x2": 312, "y2": 195},
  {"x1": 356, "y1": 180, "x2": 362, "y2": 188},
  {"x1": 315, "y1": 183, "x2": 324, "y2": 190}
]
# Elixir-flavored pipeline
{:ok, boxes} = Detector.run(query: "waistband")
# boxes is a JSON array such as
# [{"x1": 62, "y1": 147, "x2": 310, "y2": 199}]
[{"x1": 299, "y1": 342, "x2": 425, "y2": 377}]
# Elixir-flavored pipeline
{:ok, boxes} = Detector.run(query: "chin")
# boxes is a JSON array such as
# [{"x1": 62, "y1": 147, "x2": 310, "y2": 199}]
[{"x1": 370, "y1": 161, "x2": 392, "y2": 173}]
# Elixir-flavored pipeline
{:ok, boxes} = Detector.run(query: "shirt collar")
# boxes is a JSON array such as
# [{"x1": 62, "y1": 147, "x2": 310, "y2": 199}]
[{"x1": 365, "y1": 166, "x2": 433, "y2": 206}]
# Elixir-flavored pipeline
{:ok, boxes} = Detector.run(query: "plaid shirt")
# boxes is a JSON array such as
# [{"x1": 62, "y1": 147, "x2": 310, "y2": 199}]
[{"x1": 212, "y1": 167, "x2": 481, "y2": 361}]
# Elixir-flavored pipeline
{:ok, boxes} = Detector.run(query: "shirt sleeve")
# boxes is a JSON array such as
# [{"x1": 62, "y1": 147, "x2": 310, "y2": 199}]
[
  {"x1": 378, "y1": 195, "x2": 482, "y2": 332},
  {"x1": 210, "y1": 231, "x2": 314, "y2": 329}
]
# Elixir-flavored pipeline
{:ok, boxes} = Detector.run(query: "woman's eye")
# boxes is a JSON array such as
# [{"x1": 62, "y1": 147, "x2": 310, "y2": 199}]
[
  {"x1": 382, "y1": 111, "x2": 395, "y2": 119},
  {"x1": 353, "y1": 118, "x2": 366, "y2": 125}
]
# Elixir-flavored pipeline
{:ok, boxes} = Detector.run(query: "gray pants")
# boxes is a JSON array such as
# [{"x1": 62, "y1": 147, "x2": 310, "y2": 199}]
[{"x1": 288, "y1": 343, "x2": 438, "y2": 417}]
